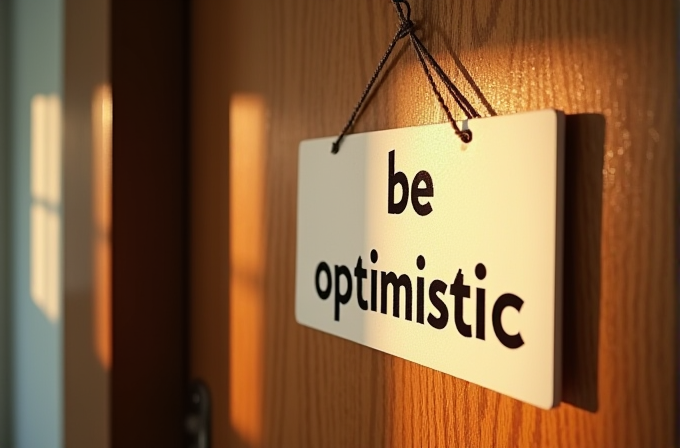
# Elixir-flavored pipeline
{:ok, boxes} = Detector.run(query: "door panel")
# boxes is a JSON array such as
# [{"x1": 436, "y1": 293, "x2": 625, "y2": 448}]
[{"x1": 190, "y1": 1, "x2": 676, "y2": 447}]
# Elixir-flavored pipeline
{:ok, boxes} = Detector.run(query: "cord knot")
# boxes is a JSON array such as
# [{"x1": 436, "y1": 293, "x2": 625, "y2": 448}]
[
  {"x1": 397, "y1": 19, "x2": 414, "y2": 39},
  {"x1": 330, "y1": 0, "x2": 478, "y2": 154},
  {"x1": 394, "y1": 0, "x2": 414, "y2": 40}
]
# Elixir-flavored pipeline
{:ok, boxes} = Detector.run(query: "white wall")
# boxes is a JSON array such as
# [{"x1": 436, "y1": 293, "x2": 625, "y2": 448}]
[{"x1": 9, "y1": 0, "x2": 64, "y2": 447}]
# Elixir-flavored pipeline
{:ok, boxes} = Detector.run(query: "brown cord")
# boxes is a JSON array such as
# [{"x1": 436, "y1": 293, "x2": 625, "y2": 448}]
[{"x1": 332, "y1": 0, "x2": 476, "y2": 154}]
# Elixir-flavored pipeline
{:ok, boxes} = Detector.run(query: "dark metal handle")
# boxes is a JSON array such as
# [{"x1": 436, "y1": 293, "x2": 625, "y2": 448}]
[{"x1": 186, "y1": 380, "x2": 211, "y2": 448}]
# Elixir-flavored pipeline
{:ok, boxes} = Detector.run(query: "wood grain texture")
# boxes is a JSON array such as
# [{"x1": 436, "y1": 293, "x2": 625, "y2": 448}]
[{"x1": 190, "y1": 1, "x2": 676, "y2": 447}]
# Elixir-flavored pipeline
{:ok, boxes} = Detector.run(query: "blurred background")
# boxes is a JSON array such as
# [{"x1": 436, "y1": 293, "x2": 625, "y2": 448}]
[{"x1": 1, "y1": 0, "x2": 111, "y2": 446}]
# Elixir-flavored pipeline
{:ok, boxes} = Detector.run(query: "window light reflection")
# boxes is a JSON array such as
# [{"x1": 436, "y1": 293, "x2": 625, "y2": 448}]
[
  {"x1": 30, "y1": 94, "x2": 62, "y2": 323},
  {"x1": 229, "y1": 93, "x2": 268, "y2": 448}
]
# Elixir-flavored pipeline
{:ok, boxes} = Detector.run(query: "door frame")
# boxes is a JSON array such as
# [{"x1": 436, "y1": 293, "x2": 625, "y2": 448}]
[{"x1": 110, "y1": 1, "x2": 191, "y2": 445}]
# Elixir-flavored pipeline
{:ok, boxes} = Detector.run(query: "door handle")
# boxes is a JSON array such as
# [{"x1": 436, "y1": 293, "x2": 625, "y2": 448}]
[{"x1": 186, "y1": 380, "x2": 211, "y2": 448}]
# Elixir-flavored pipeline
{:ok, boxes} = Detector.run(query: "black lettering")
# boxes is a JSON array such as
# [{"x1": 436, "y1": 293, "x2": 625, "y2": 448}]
[
  {"x1": 388, "y1": 150, "x2": 409, "y2": 214},
  {"x1": 334, "y1": 265, "x2": 353, "y2": 321},
  {"x1": 476, "y1": 288, "x2": 486, "y2": 340},
  {"x1": 475, "y1": 263, "x2": 487, "y2": 340},
  {"x1": 411, "y1": 170, "x2": 434, "y2": 216},
  {"x1": 315, "y1": 262, "x2": 332, "y2": 300},
  {"x1": 450, "y1": 269, "x2": 472, "y2": 338},
  {"x1": 492, "y1": 293, "x2": 525, "y2": 349},
  {"x1": 371, "y1": 270, "x2": 378, "y2": 311},
  {"x1": 416, "y1": 277, "x2": 425, "y2": 323},
  {"x1": 381, "y1": 271, "x2": 412, "y2": 318},
  {"x1": 354, "y1": 256, "x2": 368, "y2": 310},
  {"x1": 370, "y1": 250, "x2": 378, "y2": 311},
  {"x1": 416, "y1": 255, "x2": 426, "y2": 324},
  {"x1": 427, "y1": 279, "x2": 448, "y2": 329}
]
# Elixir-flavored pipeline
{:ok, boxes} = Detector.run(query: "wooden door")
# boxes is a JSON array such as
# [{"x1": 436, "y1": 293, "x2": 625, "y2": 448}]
[{"x1": 189, "y1": 1, "x2": 676, "y2": 447}]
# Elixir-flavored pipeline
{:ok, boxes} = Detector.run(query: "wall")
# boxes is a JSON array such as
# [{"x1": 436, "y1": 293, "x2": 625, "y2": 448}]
[
  {"x1": 9, "y1": 0, "x2": 64, "y2": 447},
  {"x1": 0, "y1": 0, "x2": 11, "y2": 445}
]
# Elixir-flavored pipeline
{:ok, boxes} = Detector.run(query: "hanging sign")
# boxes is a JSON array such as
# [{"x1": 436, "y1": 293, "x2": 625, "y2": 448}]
[{"x1": 295, "y1": 109, "x2": 565, "y2": 410}]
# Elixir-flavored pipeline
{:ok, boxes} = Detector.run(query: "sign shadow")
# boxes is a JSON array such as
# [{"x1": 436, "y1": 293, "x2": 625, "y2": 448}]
[{"x1": 560, "y1": 113, "x2": 605, "y2": 412}]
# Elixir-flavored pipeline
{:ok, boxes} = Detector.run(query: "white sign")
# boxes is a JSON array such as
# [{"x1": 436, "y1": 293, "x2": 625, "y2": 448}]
[{"x1": 295, "y1": 109, "x2": 564, "y2": 409}]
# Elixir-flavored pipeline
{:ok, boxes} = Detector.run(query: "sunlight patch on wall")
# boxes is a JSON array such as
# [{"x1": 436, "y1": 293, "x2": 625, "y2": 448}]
[
  {"x1": 229, "y1": 93, "x2": 268, "y2": 448},
  {"x1": 92, "y1": 83, "x2": 112, "y2": 370},
  {"x1": 30, "y1": 94, "x2": 62, "y2": 323}
]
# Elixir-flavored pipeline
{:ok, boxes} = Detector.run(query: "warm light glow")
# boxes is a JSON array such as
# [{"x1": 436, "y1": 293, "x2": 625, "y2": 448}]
[
  {"x1": 30, "y1": 94, "x2": 62, "y2": 323},
  {"x1": 92, "y1": 84, "x2": 112, "y2": 370},
  {"x1": 229, "y1": 93, "x2": 267, "y2": 448}
]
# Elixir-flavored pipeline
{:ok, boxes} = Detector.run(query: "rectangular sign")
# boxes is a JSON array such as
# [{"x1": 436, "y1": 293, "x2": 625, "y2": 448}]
[{"x1": 295, "y1": 109, "x2": 564, "y2": 409}]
